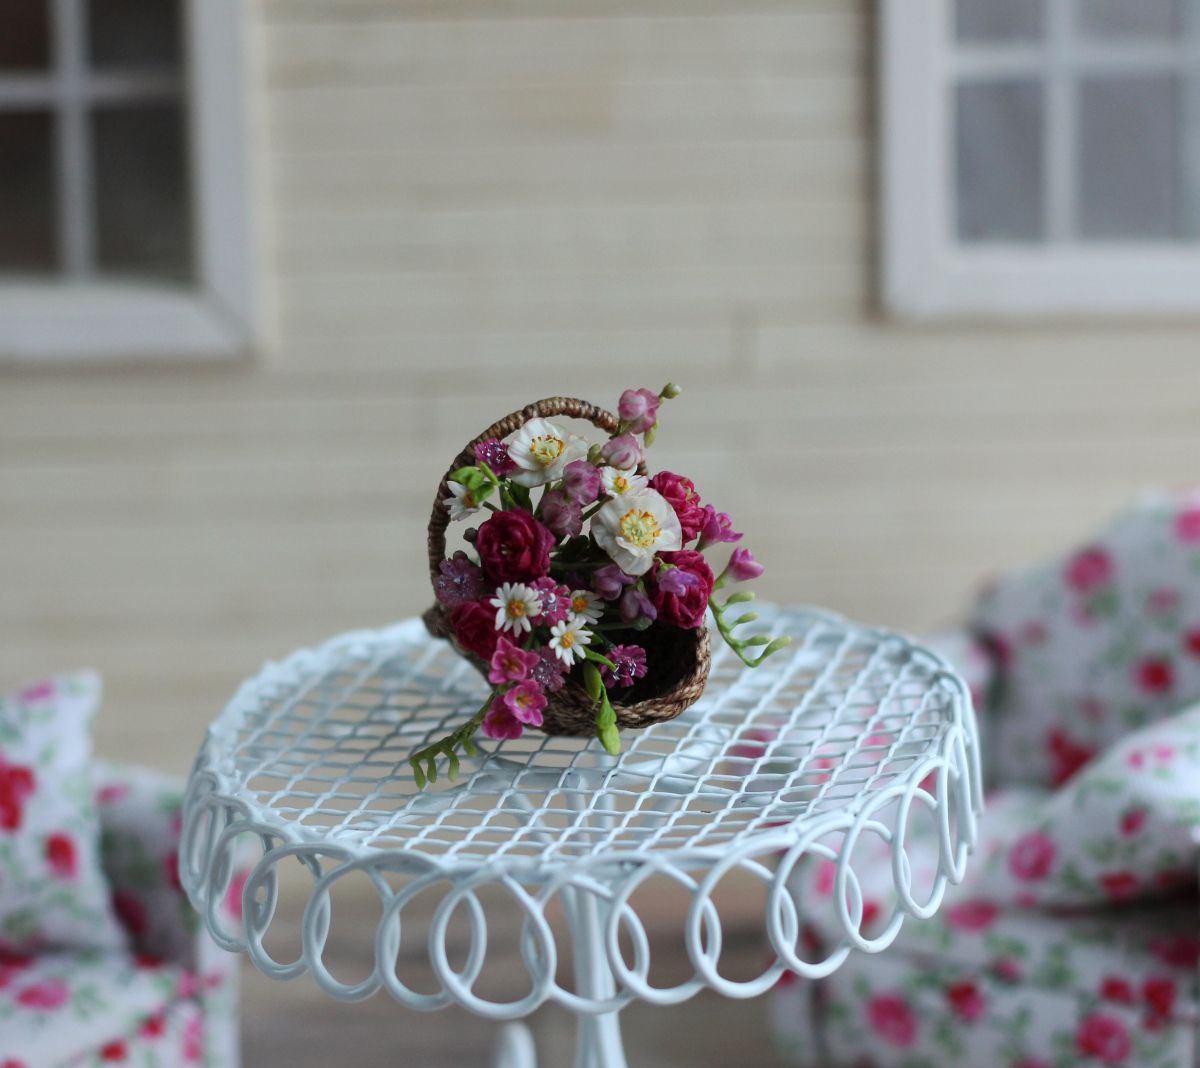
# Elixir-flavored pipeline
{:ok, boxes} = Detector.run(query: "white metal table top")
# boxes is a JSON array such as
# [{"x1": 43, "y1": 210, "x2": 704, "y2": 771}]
[{"x1": 180, "y1": 603, "x2": 982, "y2": 1054}]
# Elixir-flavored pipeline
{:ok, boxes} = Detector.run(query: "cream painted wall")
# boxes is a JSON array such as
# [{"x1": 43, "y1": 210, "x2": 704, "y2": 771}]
[{"x1": 2, "y1": 0, "x2": 1199, "y2": 772}]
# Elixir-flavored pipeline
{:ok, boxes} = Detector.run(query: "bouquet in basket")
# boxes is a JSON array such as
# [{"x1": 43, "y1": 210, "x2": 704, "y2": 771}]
[{"x1": 413, "y1": 385, "x2": 788, "y2": 786}]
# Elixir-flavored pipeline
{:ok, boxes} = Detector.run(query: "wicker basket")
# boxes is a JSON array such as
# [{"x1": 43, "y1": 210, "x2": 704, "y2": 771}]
[{"x1": 422, "y1": 396, "x2": 712, "y2": 737}]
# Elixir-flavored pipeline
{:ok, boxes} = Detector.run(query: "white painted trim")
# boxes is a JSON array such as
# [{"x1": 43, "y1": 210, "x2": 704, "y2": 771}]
[
  {"x1": 880, "y1": 0, "x2": 1200, "y2": 321},
  {"x1": 0, "y1": 0, "x2": 259, "y2": 363},
  {"x1": 0, "y1": 283, "x2": 246, "y2": 363}
]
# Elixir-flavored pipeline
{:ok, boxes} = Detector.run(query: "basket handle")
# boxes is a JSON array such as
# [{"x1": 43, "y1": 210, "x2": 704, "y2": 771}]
[{"x1": 426, "y1": 396, "x2": 626, "y2": 588}]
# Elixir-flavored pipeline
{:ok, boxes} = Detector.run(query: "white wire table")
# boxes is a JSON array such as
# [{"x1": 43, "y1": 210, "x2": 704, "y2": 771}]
[{"x1": 181, "y1": 605, "x2": 982, "y2": 1068}]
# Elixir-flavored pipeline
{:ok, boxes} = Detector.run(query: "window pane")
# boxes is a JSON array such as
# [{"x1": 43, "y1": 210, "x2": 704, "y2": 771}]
[
  {"x1": 88, "y1": 0, "x2": 182, "y2": 69},
  {"x1": 956, "y1": 81, "x2": 1045, "y2": 242},
  {"x1": 1077, "y1": 0, "x2": 1181, "y2": 39},
  {"x1": 92, "y1": 103, "x2": 192, "y2": 280},
  {"x1": 1078, "y1": 75, "x2": 1185, "y2": 240},
  {"x1": 0, "y1": 111, "x2": 57, "y2": 273},
  {"x1": 0, "y1": 0, "x2": 51, "y2": 70},
  {"x1": 955, "y1": 0, "x2": 1044, "y2": 42}
]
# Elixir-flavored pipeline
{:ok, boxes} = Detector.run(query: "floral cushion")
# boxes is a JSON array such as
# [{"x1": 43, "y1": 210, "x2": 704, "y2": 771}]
[
  {"x1": 969, "y1": 703, "x2": 1200, "y2": 910},
  {"x1": 777, "y1": 778, "x2": 1200, "y2": 1067},
  {"x1": 972, "y1": 490, "x2": 1200, "y2": 787},
  {"x1": 0, "y1": 674, "x2": 125, "y2": 952},
  {"x1": 0, "y1": 945, "x2": 220, "y2": 1060},
  {"x1": 774, "y1": 916, "x2": 1199, "y2": 1068}
]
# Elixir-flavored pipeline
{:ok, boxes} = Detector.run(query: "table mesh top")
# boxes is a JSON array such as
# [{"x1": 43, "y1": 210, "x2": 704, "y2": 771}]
[{"x1": 203, "y1": 608, "x2": 965, "y2": 865}]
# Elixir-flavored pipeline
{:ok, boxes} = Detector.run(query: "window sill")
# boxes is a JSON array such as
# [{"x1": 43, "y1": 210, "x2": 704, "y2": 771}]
[{"x1": 0, "y1": 280, "x2": 253, "y2": 364}]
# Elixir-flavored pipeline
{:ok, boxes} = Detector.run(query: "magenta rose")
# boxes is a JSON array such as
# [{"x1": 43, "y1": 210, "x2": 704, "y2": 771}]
[
  {"x1": 450, "y1": 600, "x2": 501, "y2": 661},
  {"x1": 648, "y1": 471, "x2": 706, "y2": 542},
  {"x1": 647, "y1": 550, "x2": 713, "y2": 629},
  {"x1": 474, "y1": 509, "x2": 555, "y2": 584}
]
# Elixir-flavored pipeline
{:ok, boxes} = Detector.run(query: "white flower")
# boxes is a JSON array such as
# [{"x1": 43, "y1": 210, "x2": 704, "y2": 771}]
[
  {"x1": 489, "y1": 582, "x2": 543, "y2": 636},
  {"x1": 445, "y1": 480, "x2": 479, "y2": 522},
  {"x1": 600, "y1": 466, "x2": 648, "y2": 498},
  {"x1": 591, "y1": 489, "x2": 683, "y2": 576},
  {"x1": 549, "y1": 617, "x2": 592, "y2": 667},
  {"x1": 567, "y1": 589, "x2": 603, "y2": 624},
  {"x1": 506, "y1": 418, "x2": 588, "y2": 488}
]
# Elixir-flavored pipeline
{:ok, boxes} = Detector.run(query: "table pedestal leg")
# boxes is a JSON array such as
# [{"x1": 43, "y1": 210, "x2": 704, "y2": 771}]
[{"x1": 566, "y1": 884, "x2": 628, "y2": 1068}]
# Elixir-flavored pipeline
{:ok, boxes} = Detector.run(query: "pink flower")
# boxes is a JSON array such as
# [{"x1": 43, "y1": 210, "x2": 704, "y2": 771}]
[
  {"x1": 140, "y1": 1013, "x2": 166, "y2": 1039},
  {"x1": 112, "y1": 890, "x2": 147, "y2": 937},
  {"x1": 1065, "y1": 546, "x2": 1113, "y2": 592},
  {"x1": 1135, "y1": 656, "x2": 1175, "y2": 695},
  {"x1": 434, "y1": 551, "x2": 487, "y2": 609},
  {"x1": 530, "y1": 578, "x2": 571, "y2": 627},
  {"x1": 593, "y1": 564, "x2": 635, "y2": 601},
  {"x1": 867, "y1": 994, "x2": 917, "y2": 1047},
  {"x1": 945, "y1": 899, "x2": 999, "y2": 932},
  {"x1": 991, "y1": 958, "x2": 1022, "y2": 983},
  {"x1": 17, "y1": 681, "x2": 55, "y2": 703},
  {"x1": 726, "y1": 547, "x2": 764, "y2": 582},
  {"x1": 1101, "y1": 976, "x2": 1135, "y2": 1004},
  {"x1": 531, "y1": 648, "x2": 568, "y2": 693},
  {"x1": 44, "y1": 833, "x2": 76, "y2": 880},
  {"x1": 487, "y1": 636, "x2": 540, "y2": 686},
  {"x1": 1100, "y1": 871, "x2": 1138, "y2": 898},
  {"x1": 183, "y1": 1011, "x2": 204, "y2": 1061},
  {"x1": 473, "y1": 438, "x2": 517, "y2": 478},
  {"x1": 600, "y1": 644, "x2": 648, "y2": 689},
  {"x1": 1076, "y1": 1013, "x2": 1131, "y2": 1064},
  {"x1": 618, "y1": 388, "x2": 660, "y2": 433},
  {"x1": 1175, "y1": 506, "x2": 1200, "y2": 544},
  {"x1": 1151, "y1": 936, "x2": 1200, "y2": 969},
  {"x1": 562, "y1": 460, "x2": 601, "y2": 505},
  {"x1": 1119, "y1": 807, "x2": 1147, "y2": 836},
  {"x1": 1184, "y1": 628, "x2": 1200, "y2": 659},
  {"x1": 0, "y1": 759, "x2": 36, "y2": 832},
  {"x1": 224, "y1": 872, "x2": 248, "y2": 920},
  {"x1": 647, "y1": 550, "x2": 714, "y2": 629},
  {"x1": 1048, "y1": 730, "x2": 1094, "y2": 786},
  {"x1": 95, "y1": 783, "x2": 129, "y2": 806},
  {"x1": 450, "y1": 600, "x2": 501, "y2": 662},
  {"x1": 474, "y1": 509, "x2": 555, "y2": 585},
  {"x1": 1008, "y1": 831, "x2": 1056, "y2": 881},
  {"x1": 697, "y1": 505, "x2": 742, "y2": 547},
  {"x1": 538, "y1": 489, "x2": 583, "y2": 539},
  {"x1": 945, "y1": 979, "x2": 985, "y2": 1021},
  {"x1": 502, "y1": 680, "x2": 547, "y2": 727},
  {"x1": 16, "y1": 980, "x2": 68, "y2": 1010},
  {"x1": 1143, "y1": 977, "x2": 1175, "y2": 1021},
  {"x1": 600, "y1": 434, "x2": 641, "y2": 470},
  {"x1": 648, "y1": 471, "x2": 706, "y2": 542},
  {"x1": 1146, "y1": 588, "x2": 1181, "y2": 616},
  {"x1": 100, "y1": 1040, "x2": 127, "y2": 1062},
  {"x1": 481, "y1": 698, "x2": 524, "y2": 741}
]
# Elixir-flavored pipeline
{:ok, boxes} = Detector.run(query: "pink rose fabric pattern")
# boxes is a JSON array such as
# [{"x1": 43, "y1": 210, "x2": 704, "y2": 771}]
[
  {"x1": 0, "y1": 673, "x2": 126, "y2": 952},
  {"x1": 972, "y1": 490, "x2": 1200, "y2": 788}
]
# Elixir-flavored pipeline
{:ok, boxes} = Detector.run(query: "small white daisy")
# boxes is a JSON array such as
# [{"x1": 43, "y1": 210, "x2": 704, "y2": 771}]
[
  {"x1": 567, "y1": 589, "x2": 603, "y2": 624},
  {"x1": 548, "y1": 617, "x2": 592, "y2": 667},
  {"x1": 445, "y1": 480, "x2": 479, "y2": 522},
  {"x1": 489, "y1": 582, "x2": 543, "y2": 636},
  {"x1": 600, "y1": 466, "x2": 648, "y2": 498}
]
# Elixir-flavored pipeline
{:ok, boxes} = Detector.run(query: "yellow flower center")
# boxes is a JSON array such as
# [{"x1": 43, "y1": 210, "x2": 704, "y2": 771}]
[
  {"x1": 612, "y1": 475, "x2": 630, "y2": 494},
  {"x1": 530, "y1": 435, "x2": 565, "y2": 468},
  {"x1": 559, "y1": 631, "x2": 576, "y2": 650},
  {"x1": 515, "y1": 690, "x2": 533, "y2": 708},
  {"x1": 619, "y1": 508, "x2": 661, "y2": 548},
  {"x1": 506, "y1": 599, "x2": 527, "y2": 619},
  {"x1": 571, "y1": 595, "x2": 589, "y2": 613}
]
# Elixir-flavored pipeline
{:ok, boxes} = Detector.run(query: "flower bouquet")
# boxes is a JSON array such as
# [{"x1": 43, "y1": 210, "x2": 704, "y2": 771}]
[{"x1": 412, "y1": 386, "x2": 788, "y2": 786}]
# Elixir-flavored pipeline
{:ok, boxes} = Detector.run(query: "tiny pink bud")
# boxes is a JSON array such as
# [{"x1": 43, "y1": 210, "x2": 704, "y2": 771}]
[{"x1": 727, "y1": 547, "x2": 764, "y2": 582}]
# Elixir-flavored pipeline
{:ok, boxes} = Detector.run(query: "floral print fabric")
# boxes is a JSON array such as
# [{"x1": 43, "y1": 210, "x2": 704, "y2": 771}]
[
  {"x1": 972, "y1": 490, "x2": 1200, "y2": 788},
  {"x1": 0, "y1": 674, "x2": 125, "y2": 953},
  {"x1": 0, "y1": 762, "x2": 244, "y2": 1066}
]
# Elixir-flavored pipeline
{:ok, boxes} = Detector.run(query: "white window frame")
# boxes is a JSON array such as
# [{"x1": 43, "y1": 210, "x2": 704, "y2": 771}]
[
  {"x1": 881, "y1": 0, "x2": 1200, "y2": 320},
  {"x1": 0, "y1": 0, "x2": 260, "y2": 363}
]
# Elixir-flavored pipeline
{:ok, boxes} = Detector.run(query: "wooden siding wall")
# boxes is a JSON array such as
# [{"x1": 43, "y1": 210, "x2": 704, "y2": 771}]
[{"x1": 2, "y1": 0, "x2": 1199, "y2": 772}]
